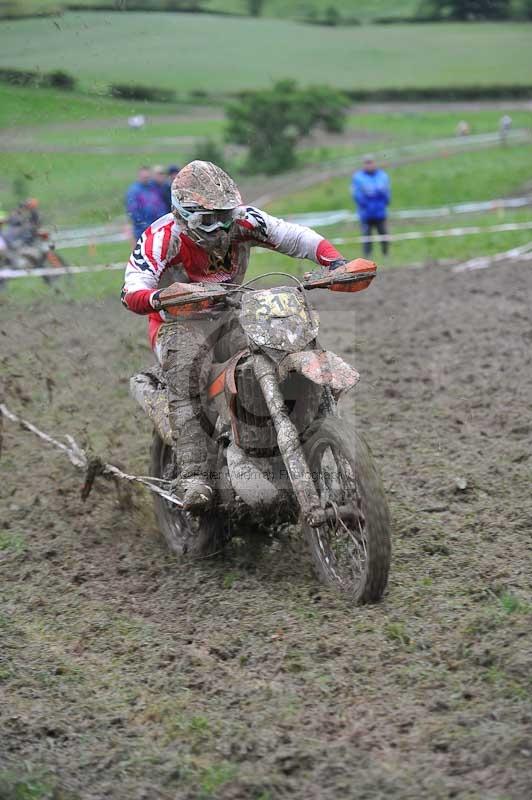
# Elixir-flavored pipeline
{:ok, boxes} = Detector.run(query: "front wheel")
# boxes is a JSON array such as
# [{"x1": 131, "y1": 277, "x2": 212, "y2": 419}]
[
  {"x1": 302, "y1": 418, "x2": 391, "y2": 603},
  {"x1": 150, "y1": 432, "x2": 225, "y2": 558}
]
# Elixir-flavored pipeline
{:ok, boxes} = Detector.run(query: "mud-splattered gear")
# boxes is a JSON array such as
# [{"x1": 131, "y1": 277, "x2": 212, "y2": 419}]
[
  {"x1": 171, "y1": 161, "x2": 242, "y2": 211},
  {"x1": 172, "y1": 203, "x2": 235, "y2": 260},
  {"x1": 170, "y1": 161, "x2": 243, "y2": 258},
  {"x1": 121, "y1": 208, "x2": 344, "y2": 348},
  {"x1": 153, "y1": 313, "x2": 244, "y2": 511},
  {"x1": 129, "y1": 262, "x2": 391, "y2": 599},
  {"x1": 123, "y1": 172, "x2": 345, "y2": 512},
  {"x1": 155, "y1": 318, "x2": 215, "y2": 506},
  {"x1": 173, "y1": 205, "x2": 235, "y2": 235}
]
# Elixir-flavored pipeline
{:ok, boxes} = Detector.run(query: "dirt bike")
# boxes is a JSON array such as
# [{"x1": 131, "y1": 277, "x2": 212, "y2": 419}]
[
  {"x1": 1, "y1": 230, "x2": 67, "y2": 287},
  {"x1": 130, "y1": 259, "x2": 391, "y2": 603}
]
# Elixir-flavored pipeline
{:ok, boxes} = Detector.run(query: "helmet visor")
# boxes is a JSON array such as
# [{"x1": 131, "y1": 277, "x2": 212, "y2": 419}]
[{"x1": 174, "y1": 200, "x2": 234, "y2": 233}]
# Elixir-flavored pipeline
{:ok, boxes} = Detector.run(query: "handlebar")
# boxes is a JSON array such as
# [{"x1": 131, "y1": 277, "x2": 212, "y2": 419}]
[{"x1": 157, "y1": 259, "x2": 376, "y2": 311}]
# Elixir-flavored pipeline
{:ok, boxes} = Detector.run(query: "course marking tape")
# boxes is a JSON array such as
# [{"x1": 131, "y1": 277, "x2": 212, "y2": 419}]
[
  {"x1": 0, "y1": 403, "x2": 183, "y2": 507},
  {"x1": 289, "y1": 194, "x2": 532, "y2": 228},
  {"x1": 453, "y1": 240, "x2": 532, "y2": 272},
  {"x1": 54, "y1": 193, "x2": 532, "y2": 248},
  {"x1": 2, "y1": 221, "x2": 532, "y2": 280},
  {"x1": 328, "y1": 220, "x2": 532, "y2": 246}
]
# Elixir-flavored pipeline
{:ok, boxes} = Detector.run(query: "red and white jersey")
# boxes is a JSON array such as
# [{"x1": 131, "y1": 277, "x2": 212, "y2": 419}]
[{"x1": 121, "y1": 206, "x2": 343, "y2": 348}]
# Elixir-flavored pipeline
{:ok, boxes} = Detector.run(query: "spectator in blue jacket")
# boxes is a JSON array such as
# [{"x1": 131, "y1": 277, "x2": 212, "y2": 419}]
[
  {"x1": 162, "y1": 164, "x2": 181, "y2": 213},
  {"x1": 125, "y1": 166, "x2": 168, "y2": 241},
  {"x1": 351, "y1": 156, "x2": 391, "y2": 257}
]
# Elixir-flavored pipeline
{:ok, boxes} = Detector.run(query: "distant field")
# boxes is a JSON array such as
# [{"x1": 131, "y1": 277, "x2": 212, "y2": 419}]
[
  {"x1": 0, "y1": 150, "x2": 195, "y2": 225},
  {"x1": 346, "y1": 110, "x2": 532, "y2": 140},
  {"x1": 1, "y1": 13, "x2": 532, "y2": 93},
  {"x1": 1, "y1": 83, "x2": 531, "y2": 228},
  {"x1": 206, "y1": 0, "x2": 419, "y2": 22},
  {"x1": 0, "y1": 84, "x2": 186, "y2": 129},
  {"x1": 35, "y1": 119, "x2": 225, "y2": 149},
  {"x1": 4, "y1": 1, "x2": 428, "y2": 24}
]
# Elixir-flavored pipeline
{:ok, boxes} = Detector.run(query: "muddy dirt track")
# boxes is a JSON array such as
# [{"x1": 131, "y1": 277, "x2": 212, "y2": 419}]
[{"x1": 1, "y1": 259, "x2": 531, "y2": 799}]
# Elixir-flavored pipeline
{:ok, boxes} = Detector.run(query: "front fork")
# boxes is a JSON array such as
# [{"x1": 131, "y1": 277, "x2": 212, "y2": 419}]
[{"x1": 253, "y1": 354, "x2": 329, "y2": 528}]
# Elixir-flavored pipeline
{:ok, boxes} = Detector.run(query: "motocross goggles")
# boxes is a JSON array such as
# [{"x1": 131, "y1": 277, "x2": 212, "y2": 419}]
[{"x1": 173, "y1": 199, "x2": 234, "y2": 233}]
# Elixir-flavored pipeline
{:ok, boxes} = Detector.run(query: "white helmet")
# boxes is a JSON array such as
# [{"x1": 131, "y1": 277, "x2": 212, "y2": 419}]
[{"x1": 171, "y1": 160, "x2": 242, "y2": 259}]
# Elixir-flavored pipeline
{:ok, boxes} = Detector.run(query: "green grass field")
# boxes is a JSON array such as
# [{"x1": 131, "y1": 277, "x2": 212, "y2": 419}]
[
  {"x1": 0, "y1": 150, "x2": 197, "y2": 225},
  {"x1": 1, "y1": 80, "x2": 532, "y2": 268},
  {"x1": 1, "y1": 13, "x2": 532, "y2": 93},
  {"x1": 267, "y1": 142, "x2": 532, "y2": 216},
  {"x1": 207, "y1": 0, "x2": 420, "y2": 22},
  {"x1": 0, "y1": 0, "x2": 444, "y2": 24},
  {"x1": 36, "y1": 119, "x2": 225, "y2": 149},
  {"x1": 346, "y1": 110, "x2": 532, "y2": 140},
  {"x1": 2, "y1": 82, "x2": 531, "y2": 228},
  {"x1": 0, "y1": 86, "x2": 223, "y2": 224},
  {"x1": 0, "y1": 83, "x2": 187, "y2": 130}
]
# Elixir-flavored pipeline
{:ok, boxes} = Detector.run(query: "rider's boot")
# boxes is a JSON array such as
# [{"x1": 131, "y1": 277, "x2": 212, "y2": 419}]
[
  {"x1": 169, "y1": 398, "x2": 214, "y2": 514},
  {"x1": 179, "y1": 454, "x2": 214, "y2": 513}
]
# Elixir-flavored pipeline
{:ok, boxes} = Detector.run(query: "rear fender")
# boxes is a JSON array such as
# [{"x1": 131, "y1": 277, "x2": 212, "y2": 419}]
[{"x1": 278, "y1": 350, "x2": 359, "y2": 396}]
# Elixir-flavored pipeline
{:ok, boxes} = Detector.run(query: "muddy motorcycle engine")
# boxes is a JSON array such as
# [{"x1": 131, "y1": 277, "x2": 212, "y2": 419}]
[
  {"x1": 232, "y1": 357, "x2": 322, "y2": 457},
  {"x1": 214, "y1": 358, "x2": 324, "y2": 516}
]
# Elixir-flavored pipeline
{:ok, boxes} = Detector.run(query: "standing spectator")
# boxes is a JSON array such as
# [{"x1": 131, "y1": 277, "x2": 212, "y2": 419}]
[
  {"x1": 351, "y1": 155, "x2": 391, "y2": 258},
  {"x1": 152, "y1": 165, "x2": 169, "y2": 213},
  {"x1": 499, "y1": 114, "x2": 512, "y2": 145},
  {"x1": 163, "y1": 164, "x2": 181, "y2": 213},
  {"x1": 125, "y1": 166, "x2": 168, "y2": 241}
]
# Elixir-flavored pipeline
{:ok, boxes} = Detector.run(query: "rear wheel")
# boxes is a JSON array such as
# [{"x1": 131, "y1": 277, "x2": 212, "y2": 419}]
[
  {"x1": 302, "y1": 418, "x2": 391, "y2": 603},
  {"x1": 150, "y1": 432, "x2": 225, "y2": 558}
]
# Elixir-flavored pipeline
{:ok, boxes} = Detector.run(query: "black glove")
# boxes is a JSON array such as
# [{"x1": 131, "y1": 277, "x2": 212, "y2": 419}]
[
  {"x1": 328, "y1": 258, "x2": 348, "y2": 271},
  {"x1": 150, "y1": 290, "x2": 162, "y2": 311},
  {"x1": 304, "y1": 260, "x2": 347, "y2": 282}
]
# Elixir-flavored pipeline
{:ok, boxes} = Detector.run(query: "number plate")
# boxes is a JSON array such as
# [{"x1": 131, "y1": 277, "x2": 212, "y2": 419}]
[{"x1": 240, "y1": 287, "x2": 319, "y2": 352}]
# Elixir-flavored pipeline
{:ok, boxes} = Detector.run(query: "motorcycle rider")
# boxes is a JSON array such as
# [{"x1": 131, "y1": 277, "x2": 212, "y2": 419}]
[
  {"x1": 121, "y1": 161, "x2": 347, "y2": 512},
  {"x1": 4, "y1": 198, "x2": 47, "y2": 273},
  {"x1": 5, "y1": 198, "x2": 41, "y2": 248}
]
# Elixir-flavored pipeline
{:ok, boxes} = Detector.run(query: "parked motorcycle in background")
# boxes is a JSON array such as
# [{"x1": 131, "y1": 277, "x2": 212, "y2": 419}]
[{"x1": 131, "y1": 259, "x2": 392, "y2": 604}]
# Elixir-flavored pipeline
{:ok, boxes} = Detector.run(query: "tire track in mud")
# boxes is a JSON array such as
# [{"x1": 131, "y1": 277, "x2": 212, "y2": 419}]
[{"x1": 1, "y1": 260, "x2": 531, "y2": 799}]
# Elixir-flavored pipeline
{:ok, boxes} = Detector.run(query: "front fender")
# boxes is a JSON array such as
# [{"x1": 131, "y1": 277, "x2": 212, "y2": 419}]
[
  {"x1": 130, "y1": 371, "x2": 173, "y2": 446},
  {"x1": 278, "y1": 350, "x2": 359, "y2": 396}
]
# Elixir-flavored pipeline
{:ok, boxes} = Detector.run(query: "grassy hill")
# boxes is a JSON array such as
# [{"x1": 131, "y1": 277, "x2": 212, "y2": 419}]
[
  {"x1": 1, "y1": 13, "x2": 532, "y2": 95},
  {"x1": 205, "y1": 0, "x2": 420, "y2": 22},
  {"x1": 1, "y1": 81, "x2": 531, "y2": 228},
  {"x1": 3, "y1": 1, "x2": 421, "y2": 23}
]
